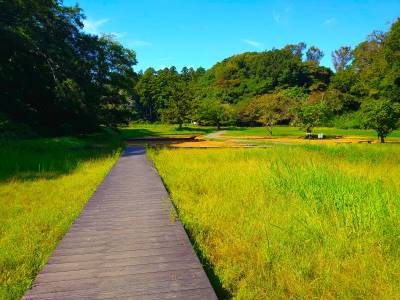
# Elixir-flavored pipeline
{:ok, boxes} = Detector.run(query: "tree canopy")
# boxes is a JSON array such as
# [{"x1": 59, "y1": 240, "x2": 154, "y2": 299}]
[
  {"x1": 1, "y1": 2, "x2": 399, "y2": 140},
  {"x1": 0, "y1": 0, "x2": 137, "y2": 134}
]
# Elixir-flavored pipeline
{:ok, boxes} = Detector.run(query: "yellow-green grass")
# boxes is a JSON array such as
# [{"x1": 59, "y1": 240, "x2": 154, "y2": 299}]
[
  {"x1": 120, "y1": 124, "x2": 215, "y2": 139},
  {"x1": 224, "y1": 126, "x2": 400, "y2": 139},
  {"x1": 149, "y1": 144, "x2": 400, "y2": 299},
  {"x1": 0, "y1": 134, "x2": 123, "y2": 299}
]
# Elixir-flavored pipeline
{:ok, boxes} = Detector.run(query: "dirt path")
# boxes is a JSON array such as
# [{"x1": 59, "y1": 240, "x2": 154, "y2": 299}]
[{"x1": 204, "y1": 130, "x2": 226, "y2": 139}]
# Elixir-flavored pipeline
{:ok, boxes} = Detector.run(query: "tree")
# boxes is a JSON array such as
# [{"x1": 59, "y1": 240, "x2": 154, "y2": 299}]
[
  {"x1": 255, "y1": 94, "x2": 289, "y2": 135},
  {"x1": 135, "y1": 68, "x2": 159, "y2": 122},
  {"x1": 197, "y1": 99, "x2": 234, "y2": 129},
  {"x1": 384, "y1": 19, "x2": 400, "y2": 65},
  {"x1": 0, "y1": 0, "x2": 137, "y2": 134},
  {"x1": 330, "y1": 68, "x2": 357, "y2": 94},
  {"x1": 293, "y1": 100, "x2": 330, "y2": 137},
  {"x1": 202, "y1": 47, "x2": 330, "y2": 104},
  {"x1": 382, "y1": 18, "x2": 400, "y2": 100},
  {"x1": 362, "y1": 98, "x2": 400, "y2": 143},
  {"x1": 161, "y1": 80, "x2": 193, "y2": 128},
  {"x1": 284, "y1": 42, "x2": 307, "y2": 59},
  {"x1": 350, "y1": 30, "x2": 386, "y2": 98},
  {"x1": 94, "y1": 36, "x2": 137, "y2": 129},
  {"x1": 332, "y1": 46, "x2": 353, "y2": 72},
  {"x1": 306, "y1": 46, "x2": 324, "y2": 65}
]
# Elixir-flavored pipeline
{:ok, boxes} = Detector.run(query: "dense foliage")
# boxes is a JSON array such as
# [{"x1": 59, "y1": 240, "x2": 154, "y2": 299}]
[
  {"x1": 133, "y1": 20, "x2": 399, "y2": 141},
  {"x1": 0, "y1": 0, "x2": 137, "y2": 134},
  {"x1": 1, "y1": 1, "x2": 398, "y2": 140}
]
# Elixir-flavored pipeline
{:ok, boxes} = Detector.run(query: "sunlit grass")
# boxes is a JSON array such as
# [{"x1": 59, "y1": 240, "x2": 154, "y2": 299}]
[
  {"x1": 224, "y1": 126, "x2": 400, "y2": 139},
  {"x1": 149, "y1": 144, "x2": 400, "y2": 299},
  {"x1": 0, "y1": 135, "x2": 122, "y2": 299},
  {"x1": 120, "y1": 123, "x2": 215, "y2": 139}
]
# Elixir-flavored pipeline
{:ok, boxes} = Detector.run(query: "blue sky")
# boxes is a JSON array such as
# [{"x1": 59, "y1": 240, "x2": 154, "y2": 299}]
[{"x1": 65, "y1": 0, "x2": 400, "y2": 72}]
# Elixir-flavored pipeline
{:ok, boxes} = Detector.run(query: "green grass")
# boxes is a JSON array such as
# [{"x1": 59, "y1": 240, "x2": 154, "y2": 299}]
[
  {"x1": 120, "y1": 123, "x2": 215, "y2": 139},
  {"x1": 149, "y1": 144, "x2": 400, "y2": 299},
  {"x1": 224, "y1": 126, "x2": 400, "y2": 139},
  {"x1": 0, "y1": 134, "x2": 123, "y2": 299}
]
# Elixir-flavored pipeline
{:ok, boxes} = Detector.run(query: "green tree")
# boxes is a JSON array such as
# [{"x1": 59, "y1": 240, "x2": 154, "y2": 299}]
[
  {"x1": 284, "y1": 42, "x2": 307, "y2": 59},
  {"x1": 161, "y1": 80, "x2": 193, "y2": 128},
  {"x1": 362, "y1": 98, "x2": 400, "y2": 143},
  {"x1": 135, "y1": 68, "x2": 160, "y2": 122},
  {"x1": 293, "y1": 100, "x2": 330, "y2": 137},
  {"x1": 255, "y1": 94, "x2": 290, "y2": 135},
  {"x1": 202, "y1": 48, "x2": 331, "y2": 103},
  {"x1": 331, "y1": 46, "x2": 353, "y2": 72},
  {"x1": 197, "y1": 99, "x2": 234, "y2": 129},
  {"x1": 350, "y1": 30, "x2": 387, "y2": 98},
  {"x1": 306, "y1": 46, "x2": 324, "y2": 65},
  {"x1": 240, "y1": 93, "x2": 292, "y2": 134},
  {"x1": 382, "y1": 18, "x2": 400, "y2": 100},
  {"x1": 0, "y1": 0, "x2": 137, "y2": 134}
]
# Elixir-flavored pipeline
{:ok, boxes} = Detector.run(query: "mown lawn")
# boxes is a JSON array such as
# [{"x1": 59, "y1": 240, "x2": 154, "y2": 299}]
[
  {"x1": 149, "y1": 144, "x2": 400, "y2": 299},
  {"x1": 120, "y1": 123, "x2": 215, "y2": 139},
  {"x1": 0, "y1": 134, "x2": 123, "y2": 299},
  {"x1": 224, "y1": 126, "x2": 400, "y2": 139}
]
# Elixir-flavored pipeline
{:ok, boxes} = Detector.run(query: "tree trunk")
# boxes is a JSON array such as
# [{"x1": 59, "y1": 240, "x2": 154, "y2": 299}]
[
  {"x1": 179, "y1": 122, "x2": 183, "y2": 129},
  {"x1": 306, "y1": 126, "x2": 312, "y2": 139},
  {"x1": 264, "y1": 123, "x2": 272, "y2": 135},
  {"x1": 217, "y1": 122, "x2": 220, "y2": 130},
  {"x1": 380, "y1": 135, "x2": 385, "y2": 143}
]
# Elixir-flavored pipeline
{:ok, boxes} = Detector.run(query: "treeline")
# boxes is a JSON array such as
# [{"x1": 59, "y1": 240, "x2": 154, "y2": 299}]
[
  {"x1": 134, "y1": 46, "x2": 333, "y2": 129},
  {"x1": 1, "y1": 0, "x2": 137, "y2": 135},
  {"x1": 134, "y1": 20, "x2": 400, "y2": 140},
  {"x1": 1, "y1": 1, "x2": 399, "y2": 140}
]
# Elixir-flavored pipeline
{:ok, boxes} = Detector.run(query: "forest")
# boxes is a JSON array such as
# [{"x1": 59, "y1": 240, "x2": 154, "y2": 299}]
[
  {"x1": 2, "y1": 1, "x2": 400, "y2": 299},
  {"x1": 1, "y1": 0, "x2": 400, "y2": 141}
]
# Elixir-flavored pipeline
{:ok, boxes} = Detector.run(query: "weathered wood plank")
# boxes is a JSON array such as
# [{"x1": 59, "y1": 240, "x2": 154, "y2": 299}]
[
  {"x1": 23, "y1": 146, "x2": 217, "y2": 300},
  {"x1": 34, "y1": 261, "x2": 203, "y2": 283},
  {"x1": 28, "y1": 269, "x2": 205, "y2": 294},
  {"x1": 41, "y1": 252, "x2": 197, "y2": 273}
]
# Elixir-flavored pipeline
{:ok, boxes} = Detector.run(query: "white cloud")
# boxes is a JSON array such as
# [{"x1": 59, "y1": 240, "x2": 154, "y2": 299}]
[
  {"x1": 272, "y1": 5, "x2": 292, "y2": 25},
  {"x1": 241, "y1": 39, "x2": 263, "y2": 48},
  {"x1": 109, "y1": 32, "x2": 126, "y2": 39},
  {"x1": 83, "y1": 18, "x2": 109, "y2": 35},
  {"x1": 128, "y1": 40, "x2": 152, "y2": 47},
  {"x1": 272, "y1": 10, "x2": 281, "y2": 24},
  {"x1": 323, "y1": 18, "x2": 335, "y2": 25}
]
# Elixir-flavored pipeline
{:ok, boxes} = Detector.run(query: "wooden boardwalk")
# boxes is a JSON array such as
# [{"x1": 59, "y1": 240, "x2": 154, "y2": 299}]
[{"x1": 24, "y1": 146, "x2": 217, "y2": 300}]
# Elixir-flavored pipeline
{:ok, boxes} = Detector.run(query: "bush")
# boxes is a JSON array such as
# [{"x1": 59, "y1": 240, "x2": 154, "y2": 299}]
[
  {"x1": 333, "y1": 111, "x2": 364, "y2": 129},
  {"x1": 0, "y1": 115, "x2": 36, "y2": 139}
]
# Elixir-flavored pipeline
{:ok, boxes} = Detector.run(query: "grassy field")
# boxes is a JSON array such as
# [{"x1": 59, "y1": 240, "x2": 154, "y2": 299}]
[
  {"x1": 120, "y1": 123, "x2": 214, "y2": 139},
  {"x1": 0, "y1": 134, "x2": 123, "y2": 299},
  {"x1": 2, "y1": 124, "x2": 399, "y2": 299},
  {"x1": 224, "y1": 126, "x2": 400, "y2": 139},
  {"x1": 149, "y1": 144, "x2": 400, "y2": 299}
]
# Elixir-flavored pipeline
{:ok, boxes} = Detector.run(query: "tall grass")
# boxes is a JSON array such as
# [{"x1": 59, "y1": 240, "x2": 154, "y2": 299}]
[
  {"x1": 224, "y1": 126, "x2": 400, "y2": 139},
  {"x1": 0, "y1": 134, "x2": 122, "y2": 299},
  {"x1": 149, "y1": 144, "x2": 400, "y2": 299}
]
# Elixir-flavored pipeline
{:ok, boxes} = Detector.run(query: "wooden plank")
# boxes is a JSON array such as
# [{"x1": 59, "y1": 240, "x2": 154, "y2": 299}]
[
  {"x1": 25, "y1": 276, "x2": 212, "y2": 299},
  {"x1": 23, "y1": 146, "x2": 217, "y2": 300},
  {"x1": 46, "y1": 246, "x2": 195, "y2": 264},
  {"x1": 41, "y1": 252, "x2": 197, "y2": 273},
  {"x1": 57, "y1": 229, "x2": 184, "y2": 243},
  {"x1": 28, "y1": 268, "x2": 205, "y2": 294},
  {"x1": 34, "y1": 261, "x2": 203, "y2": 283}
]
